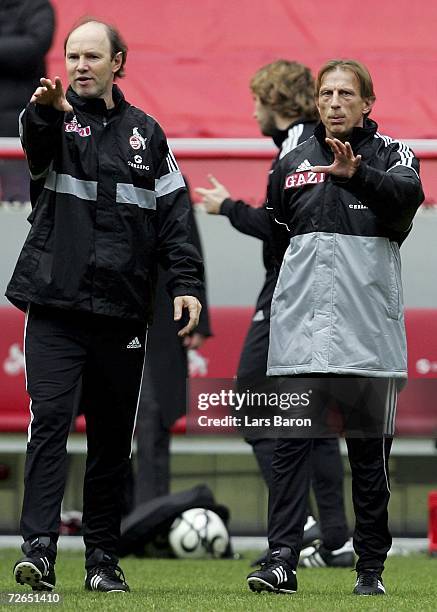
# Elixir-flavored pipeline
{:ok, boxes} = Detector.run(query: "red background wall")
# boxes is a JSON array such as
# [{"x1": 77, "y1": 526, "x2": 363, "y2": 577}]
[{"x1": 48, "y1": 0, "x2": 437, "y2": 138}]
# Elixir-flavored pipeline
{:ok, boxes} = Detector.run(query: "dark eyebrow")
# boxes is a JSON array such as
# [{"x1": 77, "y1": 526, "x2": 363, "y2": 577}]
[{"x1": 66, "y1": 50, "x2": 102, "y2": 58}]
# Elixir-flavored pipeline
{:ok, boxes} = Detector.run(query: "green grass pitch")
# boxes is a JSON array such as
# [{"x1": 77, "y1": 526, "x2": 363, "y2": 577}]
[{"x1": 0, "y1": 550, "x2": 436, "y2": 611}]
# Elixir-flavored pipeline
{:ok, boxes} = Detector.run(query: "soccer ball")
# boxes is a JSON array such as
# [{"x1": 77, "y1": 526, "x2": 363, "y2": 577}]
[{"x1": 168, "y1": 508, "x2": 229, "y2": 559}]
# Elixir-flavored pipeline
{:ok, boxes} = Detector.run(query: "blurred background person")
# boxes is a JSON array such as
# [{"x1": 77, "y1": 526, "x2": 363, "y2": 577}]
[
  {"x1": 126, "y1": 181, "x2": 212, "y2": 510},
  {"x1": 195, "y1": 60, "x2": 353, "y2": 568},
  {"x1": 0, "y1": 0, "x2": 55, "y2": 202}
]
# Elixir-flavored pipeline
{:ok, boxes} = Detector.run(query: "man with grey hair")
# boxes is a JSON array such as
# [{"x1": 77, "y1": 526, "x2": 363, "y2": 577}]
[{"x1": 246, "y1": 59, "x2": 424, "y2": 597}]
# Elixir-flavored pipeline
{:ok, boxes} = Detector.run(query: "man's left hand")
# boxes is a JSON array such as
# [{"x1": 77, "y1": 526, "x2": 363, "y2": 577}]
[
  {"x1": 174, "y1": 296, "x2": 202, "y2": 336},
  {"x1": 311, "y1": 138, "x2": 361, "y2": 179},
  {"x1": 194, "y1": 175, "x2": 230, "y2": 214}
]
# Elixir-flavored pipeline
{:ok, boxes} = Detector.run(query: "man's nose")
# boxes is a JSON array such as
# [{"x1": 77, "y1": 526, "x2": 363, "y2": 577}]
[
  {"x1": 77, "y1": 57, "x2": 88, "y2": 71},
  {"x1": 330, "y1": 91, "x2": 341, "y2": 107}
]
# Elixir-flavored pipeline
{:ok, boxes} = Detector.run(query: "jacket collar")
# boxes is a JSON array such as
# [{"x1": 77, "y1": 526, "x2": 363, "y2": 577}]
[
  {"x1": 272, "y1": 118, "x2": 315, "y2": 149},
  {"x1": 66, "y1": 84, "x2": 127, "y2": 115},
  {"x1": 314, "y1": 117, "x2": 378, "y2": 151}
]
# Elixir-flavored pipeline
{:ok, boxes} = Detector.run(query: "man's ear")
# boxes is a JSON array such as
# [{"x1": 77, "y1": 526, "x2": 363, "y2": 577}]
[
  {"x1": 112, "y1": 51, "x2": 122, "y2": 74},
  {"x1": 362, "y1": 96, "x2": 375, "y2": 115}
]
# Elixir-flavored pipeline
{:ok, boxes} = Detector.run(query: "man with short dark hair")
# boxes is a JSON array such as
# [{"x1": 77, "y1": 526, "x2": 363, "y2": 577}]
[
  {"x1": 195, "y1": 60, "x2": 352, "y2": 568},
  {"x1": 8, "y1": 19, "x2": 203, "y2": 593},
  {"x1": 246, "y1": 59, "x2": 424, "y2": 596}
]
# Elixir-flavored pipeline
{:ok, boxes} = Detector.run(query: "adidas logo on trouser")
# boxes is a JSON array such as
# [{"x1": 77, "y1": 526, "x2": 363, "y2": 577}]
[{"x1": 126, "y1": 337, "x2": 142, "y2": 349}]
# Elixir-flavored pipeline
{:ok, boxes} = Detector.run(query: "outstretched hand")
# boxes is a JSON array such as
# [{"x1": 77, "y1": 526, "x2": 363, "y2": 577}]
[
  {"x1": 311, "y1": 138, "x2": 361, "y2": 179},
  {"x1": 30, "y1": 77, "x2": 73, "y2": 113},
  {"x1": 194, "y1": 174, "x2": 231, "y2": 214}
]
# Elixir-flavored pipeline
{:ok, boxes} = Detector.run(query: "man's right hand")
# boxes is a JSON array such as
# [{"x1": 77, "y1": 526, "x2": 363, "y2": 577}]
[
  {"x1": 194, "y1": 174, "x2": 231, "y2": 214},
  {"x1": 31, "y1": 77, "x2": 73, "y2": 113}
]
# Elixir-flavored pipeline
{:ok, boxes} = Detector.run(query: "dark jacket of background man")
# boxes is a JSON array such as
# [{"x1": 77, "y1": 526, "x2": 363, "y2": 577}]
[{"x1": 0, "y1": 0, "x2": 55, "y2": 137}]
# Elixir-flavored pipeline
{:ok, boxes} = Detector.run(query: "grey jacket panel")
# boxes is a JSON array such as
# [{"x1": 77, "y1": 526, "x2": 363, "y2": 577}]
[{"x1": 267, "y1": 232, "x2": 407, "y2": 378}]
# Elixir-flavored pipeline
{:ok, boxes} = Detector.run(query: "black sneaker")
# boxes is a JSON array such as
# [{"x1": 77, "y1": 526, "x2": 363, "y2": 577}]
[
  {"x1": 299, "y1": 539, "x2": 355, "y2": 568},
  {"x1": 247, "y1": 547, "x2": 297, "y2": 594},
  {"x1": 250, "y1": 516, "x2": 322, "y2": 567},
  {"x1": 14, "y1": 537, "x2": 56, "y2": 591},
  {"x1": 353, "y1": 570, "x2": 386, "y2": 595},
  {"x1": 85, "y1": 549, "x2": 130, "y2": 593}
]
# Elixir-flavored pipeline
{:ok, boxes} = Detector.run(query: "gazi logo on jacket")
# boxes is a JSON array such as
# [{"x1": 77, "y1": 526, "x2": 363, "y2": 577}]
[
  {"x1": 284, "y1": 171, "x2": 326, "y2": 190},
  {"x1": 284, "y1": 158, "x2": 326, "y2": 190},
  {"x1": 64, "y1": 115, "x2": 91, "y2": 137}
]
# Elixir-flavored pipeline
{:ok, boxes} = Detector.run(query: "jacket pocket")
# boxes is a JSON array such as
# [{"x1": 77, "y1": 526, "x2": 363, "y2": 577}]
[{"x1": 387, "y1": 241, "x2": 401, "y2": 320}]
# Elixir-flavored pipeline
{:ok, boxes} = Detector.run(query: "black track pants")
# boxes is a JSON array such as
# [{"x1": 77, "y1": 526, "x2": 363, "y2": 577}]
[
  {"x1": 239, "y1": 319, "x2": 348, "y2": 549},
  {"x1": 245, "y1": 436, "x2": 348, "y2": 550},
  {"x1": 21, "y1": 305, "x2": 146, "y2": 557},
  {"x1": 268, "y1": 378, "x2": 397, "y2": 573}
]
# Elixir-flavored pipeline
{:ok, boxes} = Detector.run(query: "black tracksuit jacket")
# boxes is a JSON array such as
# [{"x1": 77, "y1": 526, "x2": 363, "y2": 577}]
[{"x1": 6, "y1": 85, "x2": 204, "y2": 322}]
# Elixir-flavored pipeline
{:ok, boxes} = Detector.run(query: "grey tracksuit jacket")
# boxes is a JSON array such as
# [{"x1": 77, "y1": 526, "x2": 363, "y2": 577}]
[{"x1": 267, "y1": 118, "x2": 424, "y2": 378}]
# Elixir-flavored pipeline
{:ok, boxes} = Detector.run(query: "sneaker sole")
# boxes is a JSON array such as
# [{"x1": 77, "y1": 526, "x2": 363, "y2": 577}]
[
  {"x1": 14, "y1": 562, "x2": 54, "y2": 591},
  {"x1": 247, "y1": 577, "x2": 296, "y2": 594},
  {"x1": 85, "y1": 584, "x2": 130, "y2": 593},
  {"x1": 85, "y1": 588, "x2": 129, "y2": 593}
]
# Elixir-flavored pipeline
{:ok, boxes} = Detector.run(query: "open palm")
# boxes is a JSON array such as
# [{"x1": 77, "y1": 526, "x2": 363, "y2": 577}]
[
  {"x1": 312, "y1": 138, "x2": 361, "y2": 179},
  {"x1": 31, "y1": 77, "x2": 73, "y2": 113}
]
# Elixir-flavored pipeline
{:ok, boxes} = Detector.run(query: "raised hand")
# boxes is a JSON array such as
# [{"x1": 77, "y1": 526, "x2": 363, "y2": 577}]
[
  {"x1": 30, "y1": 77, "x2": 73, "y2": 112},
  {"x1": 194, "y1": 174, "x2": 231, "y2": 214},
  {"x1": 311, "y1": 138, "x2": 361, "y2": 179}
]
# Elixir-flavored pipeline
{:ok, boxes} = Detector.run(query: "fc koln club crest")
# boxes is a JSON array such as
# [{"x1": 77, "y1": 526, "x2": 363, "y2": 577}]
[{"x1": 129, "y1": 127, "x2": 147, "y2": 150}]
